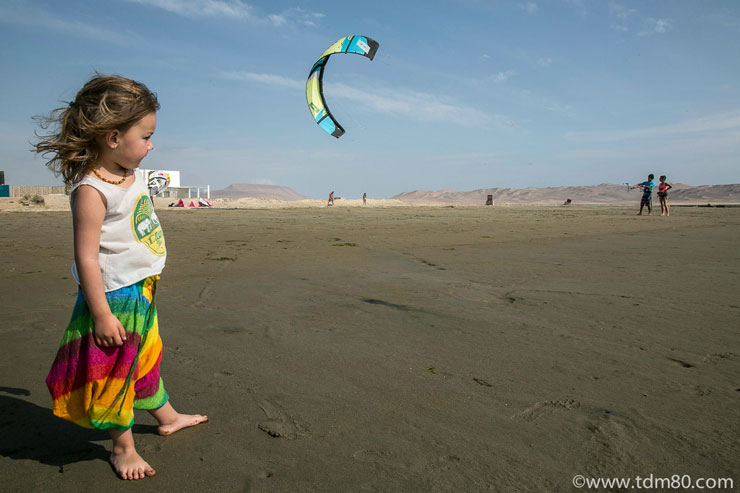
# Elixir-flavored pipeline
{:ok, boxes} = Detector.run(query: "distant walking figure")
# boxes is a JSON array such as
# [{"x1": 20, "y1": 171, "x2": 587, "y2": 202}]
[
  {"x1": 657, "y1": 175, "x2": 673, "y2": 216},
  {"x1": 631, "y1": 174, "x2": 655, "y2": 215},
  {"x1": 328, "y1": 191, "x2": 334, "y2": 207},
  {"x1": 362, "y1": 192, "x2": 367, "y2": 205}
]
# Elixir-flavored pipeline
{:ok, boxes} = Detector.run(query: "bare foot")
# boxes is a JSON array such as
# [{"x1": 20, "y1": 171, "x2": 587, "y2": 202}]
[
  {"x1": 110, "y1": 447, "x2": 155, "y2": 480},
  {"x1": 158, "y1": 413, "x2": 208, "y2": 435}
]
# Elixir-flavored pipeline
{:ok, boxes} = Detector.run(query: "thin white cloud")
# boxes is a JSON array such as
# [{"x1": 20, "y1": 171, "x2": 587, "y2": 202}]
[
  {"x1": 219, "y1": 70, "x2": 303, "y2": 89},
  {"x1": 555, "y1": 113, "x2": 739, "y2": 186},
  {"x1": 491, "y1": 70, "x2": 518, "y2": 83},
  {"x1": 265, "y1": 8, "x2": 325, "y2": 27},
  {"x1": 267, "y1": 14, "x2": 285, "y2": 26},
  {"x1": 560, "y1": 130, "x2": 740, "y2": 166},
  {"x1": 284, "y1": 8, "x2": 326, "y2": 27},
  {"x1": 520, "y1": 2, "x2": 539, "y2": 14},
  {"x1": 329, "y1": 83, "x2": 493, "y2": 127},
  {"x1": 543, "y1": 101, "x2": 573, "y2": 115},
  {"x1": 565, "y1": 109, "x2": 740, "y2": 143},
  {"x1": 654, "y1": 18, "x2": 670, "y2": 33},
  {"x1": 537, "y1": 57, "x2": 552, "y2": 67},
  {"x1": 125, "y1": 0, "x2": 324, "y2": 27},
  {"x1": 638, "y1": 17, "x2": 671, "y2": 36},
  {"x1": 609, "y1": 2, "x2": 637, "y2": 20},
  {"x1": 608, "y1": 3, "x2": 673, "y2": 37},
  {"x1": 472, "y1": 79, "x2": 574, "y2": 119},
  {"x1": 125, "y1": 0, "x2": 255, "y2": 19},
  {"x1": 218, "y1": 69, "x2": 503, "y2": 127}
]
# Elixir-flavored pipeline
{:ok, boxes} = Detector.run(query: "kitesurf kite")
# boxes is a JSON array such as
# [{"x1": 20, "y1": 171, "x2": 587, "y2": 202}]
[{"x1": 306, "y1": 35, "x2": 379, "y2": 138}]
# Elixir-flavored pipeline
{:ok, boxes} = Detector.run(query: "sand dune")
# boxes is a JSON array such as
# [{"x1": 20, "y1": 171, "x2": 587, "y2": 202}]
[
  {"x1": 206, "y1": 197, "x2": 407, "y2": 209},
  {"x1": 393, "y1": 183, "x2": 740, "y2": 205},
  {"x1": 211, "y1": 184, "x2": 310, "y2": 201}
]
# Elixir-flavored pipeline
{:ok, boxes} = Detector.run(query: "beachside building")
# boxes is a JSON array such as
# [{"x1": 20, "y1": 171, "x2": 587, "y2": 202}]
[
  {"x1": 0, "y1": 169, "x2": 209, "y2": 199},
  {"x1": 136, "y1": 168, "x2": 210, "y2": 199}
]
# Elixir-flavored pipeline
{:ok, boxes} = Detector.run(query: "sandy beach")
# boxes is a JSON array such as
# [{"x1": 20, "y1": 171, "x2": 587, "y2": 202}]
[{"x1": 1, "y1": 203, "x2": 738, "y2": 491}]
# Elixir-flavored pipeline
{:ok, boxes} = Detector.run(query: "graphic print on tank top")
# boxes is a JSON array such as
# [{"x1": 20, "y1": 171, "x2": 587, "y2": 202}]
[{"x1": 131, "y1": 193, "x2": 166, "y2": 256}]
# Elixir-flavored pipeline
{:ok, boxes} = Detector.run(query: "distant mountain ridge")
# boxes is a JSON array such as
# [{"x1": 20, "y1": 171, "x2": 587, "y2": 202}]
[
  {"x1": 211, "y1": 184, "x2": 309, "y2": 201},
  {"x1": 392, "y1": 184, "x2": 740, "y2": 205}
]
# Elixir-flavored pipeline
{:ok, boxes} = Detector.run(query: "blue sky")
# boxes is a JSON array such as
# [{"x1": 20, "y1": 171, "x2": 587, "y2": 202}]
[{"x1": 1, "y1": 0, "x2": 738, "y2": 198}]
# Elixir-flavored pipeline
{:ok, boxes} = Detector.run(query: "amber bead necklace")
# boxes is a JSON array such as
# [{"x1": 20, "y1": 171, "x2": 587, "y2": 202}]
[{"x1": 92, "y1": 167, "x2": 129, "y2": 185}]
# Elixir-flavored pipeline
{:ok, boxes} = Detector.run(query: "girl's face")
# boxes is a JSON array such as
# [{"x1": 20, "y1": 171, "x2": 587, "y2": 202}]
[{"x1": 109, "y1": 112, "x2": 156, "y2": 170}]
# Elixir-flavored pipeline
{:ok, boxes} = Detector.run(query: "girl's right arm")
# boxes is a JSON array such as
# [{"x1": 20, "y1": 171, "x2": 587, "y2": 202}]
[{"x1": 72, "y1": 185, "x2": 127, "y2": 347}]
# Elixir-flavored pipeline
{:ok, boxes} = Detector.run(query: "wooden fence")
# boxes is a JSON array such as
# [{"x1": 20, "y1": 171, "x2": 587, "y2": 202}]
[{"x1": 9, "y1": 186, "x2": 66, "y2": 197}]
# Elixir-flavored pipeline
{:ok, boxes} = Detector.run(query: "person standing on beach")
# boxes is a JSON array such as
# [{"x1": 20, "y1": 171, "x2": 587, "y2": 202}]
[
  {"x1": 657, "y1": 175, "x2": 673, "y2": 216},
  {"x1": 631, "y1": 174, "x2": 655, "y2": 215},
  {"x1": 328, "y1": 190, "x2": 335, "y2": 206},
  {"x1": 34, "y1": 74, "x2": 207, "y2": 480},
  {"x1": 363, "y1": 192, "x2": 367, "y2": 205}
]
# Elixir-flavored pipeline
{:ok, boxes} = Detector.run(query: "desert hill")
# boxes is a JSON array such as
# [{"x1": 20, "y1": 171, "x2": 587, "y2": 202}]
[
  {"x1": 211, "y1": 184, "x2": 309, "y2": 201},
  {"x1": 392, "y1": 183, "x2": 740, "y2": 205}
]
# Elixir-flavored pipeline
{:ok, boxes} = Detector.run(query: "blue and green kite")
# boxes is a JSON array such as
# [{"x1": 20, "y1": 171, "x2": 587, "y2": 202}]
[{"x1": 306, "y1": 35, "x2": 380, "y2": 138}]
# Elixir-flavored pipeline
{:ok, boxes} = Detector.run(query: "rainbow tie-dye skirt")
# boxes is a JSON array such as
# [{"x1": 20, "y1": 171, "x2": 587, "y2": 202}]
[{"x1": 46, "y1": 276, "x2": 168, "y2": 431}]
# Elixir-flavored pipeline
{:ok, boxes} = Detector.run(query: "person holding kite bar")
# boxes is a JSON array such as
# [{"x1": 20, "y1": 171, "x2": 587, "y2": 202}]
[
  {"x1": 631, "y1": 173, "x2": 655, "y2": 215},
  {"x1": 34, "y1": 74, "x2": 207, "y2": 480}
]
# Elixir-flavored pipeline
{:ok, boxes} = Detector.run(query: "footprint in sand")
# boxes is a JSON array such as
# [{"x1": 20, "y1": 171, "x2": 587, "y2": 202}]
[
  {"x1": 446, "y1": 283, "x2": 506, "y2": 305},
  {"x1": 257, "y1": 400, "x2": 308, "y2": 439},
  {"x1": 403, "y1": 253, "x2": 447, "y2": 271},
  {"x1": 194, "y1": 283, "x2": 213, "y2": 308},
  {"x1": 512, "y1": 399, "x2": 581, "y2": 421},
  {"x1": 664, "y1": 352, "x2": 735, "y2": 370},
  {"x1": 701, "y1": 352, "x2": 736, "y2": 364}
]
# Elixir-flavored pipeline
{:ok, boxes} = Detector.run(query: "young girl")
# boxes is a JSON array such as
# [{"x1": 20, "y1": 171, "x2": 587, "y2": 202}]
[
  {"x1": 657, "y1": 175, "x2": 673, "y2": 216},
  {"x1": 34, "y1": 74, "x2": 207, "y2": 480}
]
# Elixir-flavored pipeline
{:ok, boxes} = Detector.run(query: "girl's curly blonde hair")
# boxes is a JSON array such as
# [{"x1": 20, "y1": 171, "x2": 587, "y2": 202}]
[{"x1": 33, "y1": 74, "x2": 160, "y2": 191}]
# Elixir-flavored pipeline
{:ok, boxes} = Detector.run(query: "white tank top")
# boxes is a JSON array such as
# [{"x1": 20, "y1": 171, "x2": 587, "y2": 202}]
[{"x1": 70, "y1": 173, "x2": 166, "y2": 292}]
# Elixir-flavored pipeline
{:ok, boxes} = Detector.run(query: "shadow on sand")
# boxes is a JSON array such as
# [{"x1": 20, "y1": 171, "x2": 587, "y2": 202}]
[{"x1": 0, "y1": 387, "x2": 159, "y2": 471}]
